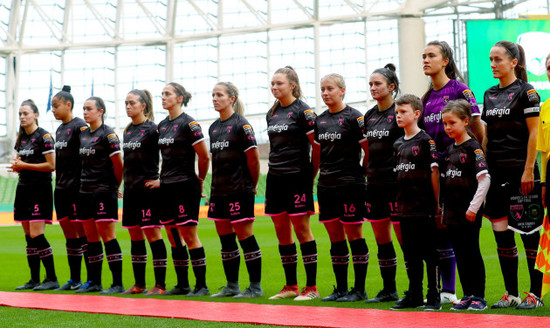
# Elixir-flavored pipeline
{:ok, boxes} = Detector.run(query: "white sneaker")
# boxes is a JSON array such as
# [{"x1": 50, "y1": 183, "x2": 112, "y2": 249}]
[
  {"x1": 491, "y1": 292, "x2": 522, "y2": 309},
  {"x1": 441, "y1": 292, "x2": 458, "y2": 305}
]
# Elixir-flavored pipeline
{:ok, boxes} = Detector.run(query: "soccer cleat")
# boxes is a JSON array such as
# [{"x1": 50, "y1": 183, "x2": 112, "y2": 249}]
[
  {"x1": 491, "y1": 292, "x2": 521, "y2": 309},
  {"x1": 467, "y1": 297, "x2": 488, "y2": 311},
  {"x1": 75, "y1": 281, "x2": 103, "y2": 293},
  {"x1": 33, "y1": 279, "x2": 60, "y2": 291},
  {"x1": 165, "y1": 285, "x2": 191, "y2": 295},
  {"x1": 294, "y1": 286, "x2": 320, "y2": 301},
  {"x1": 268, "y1": 285, "x2": 299, "y2": 300},
  {"x1": 186, "y1": 286, "x2": 210, "y2": 297},
  {"x1": 211, "y1": 284, "x2": 241, "y2": 298},
  {"x1": 15, "y1": 280, "x2": 39, "y2": 290},
  {"x1": 516, "y1": 292, "x2": 544, "y2": 309},
  {"x1": 55, "y1": 279, "x2": 82, "y2": 291},
  {"x1": 390, "y1": 292, "x2": 424, "y2": 310},
  {"x1": 122, "y1": 284, "x2": 147, "y2": 295},
  {"x1": 145, "y1": 285, "x2": 166, "y2": 296},
  {"x1": 100, "y1": 284, "x2": 125, "y2": 294},
  {"x1": 440, "y1": 291, "x2": 458, "y2": 305},
  {"x1": 336, "y1": 288, "x2": 367, "y2": 302},
  {"x1": 451, "y1": 296, "x2": 472, "y2": 311},
  {"x1": 321, "y1": 287, "x2": 347, "y2": 302},
  {"x1": 365, "y1": 289, "x2": 399, "y2": 303},
  {"x1": 233, "y1": 283, "x2": 263, "y2": 299}
]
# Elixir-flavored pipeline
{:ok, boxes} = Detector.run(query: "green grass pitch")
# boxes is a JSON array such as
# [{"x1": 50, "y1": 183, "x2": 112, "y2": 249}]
[{"x1": 0, "y1": 216, "x2": 549, "y2": 326}]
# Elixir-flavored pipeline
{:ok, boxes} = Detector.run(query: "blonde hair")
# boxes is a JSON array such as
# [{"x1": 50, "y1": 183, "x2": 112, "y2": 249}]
[
  {"x1": 124, "y1": 89, "x2": 154, "y2": 133},
  {"x1": 269, "y1": 66, "x2": 302, "y2": 116},
  {"x1": 321, "y1": 73, "x2": 346, "y2": 100},
  {"x1": 216, "y1": 82, "x2": 245, "y2": 116}
]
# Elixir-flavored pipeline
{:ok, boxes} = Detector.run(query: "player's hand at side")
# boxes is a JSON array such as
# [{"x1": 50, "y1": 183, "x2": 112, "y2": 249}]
[
  {"x1": 465, "y1": 210, "x2": 476, "y2": 222},
  {"x1": 144, "y1": 179, "x2": 160, "y2": 189},
  {"x1": 520, "y1": 169, "x2": 534, "y2": 196}
]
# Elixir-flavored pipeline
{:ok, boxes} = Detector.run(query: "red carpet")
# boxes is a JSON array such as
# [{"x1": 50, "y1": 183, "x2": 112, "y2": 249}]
[{"x1": 0, "y1": 292, "x2": 549, "y2": 327}]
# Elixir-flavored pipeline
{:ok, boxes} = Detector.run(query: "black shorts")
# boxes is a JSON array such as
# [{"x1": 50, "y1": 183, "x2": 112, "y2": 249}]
[
  {"x1": 365, "y1": 183, "x2": 398, "y2": 223},
  {"x1": 208, "y1": 192, "x2": 255, "y2": 223},
  {"x1": 159, "y1": 180, "x2": 201, "y2": 226},
  {"x1": 123, "y1": 187, "x2": 162, "y2": 229},
  {"x1": 265, "y1": 171, "x2": 315, "y2": 217},
  {"x1": 54, "y1": 187, "x2": 79, "y2": 222},
  {"x1": 14, "y1": 183, "x2": 53, "y2": 223},
  {"x1": 484, "y1": 167, "x2": 539, "y2": 222},
  {"x1": 78, "y1": 190, "x2": 118, "y2": 222},
  {"x1": 317, "y1": 184, "x2": 367, "y2": 224}
]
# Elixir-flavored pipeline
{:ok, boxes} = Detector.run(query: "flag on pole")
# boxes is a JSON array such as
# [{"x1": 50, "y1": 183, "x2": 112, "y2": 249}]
[
  {"x1": 536, "y1": 214, "x2": 550, "y2": 297},
  {"x1": 46, "y1": 71, "x2": 53, "y2": 112}
]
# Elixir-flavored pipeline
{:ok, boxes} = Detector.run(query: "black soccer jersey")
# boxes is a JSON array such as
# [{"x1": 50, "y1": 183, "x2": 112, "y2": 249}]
[
  {"x1": 209, "y1": 113, "x2": 257, "y2": 196},
  {"x1": 315, "y1": 105, "x2": 367, "y2": 188},
  {"x1": 482, "y1": 79, "x2": 540, "y2": 169},
  {"x1": 394, "y1": 130, "x2": 439, "y2": 217},
  {"x1": 441, "y1": 138, "x2": 488, "y2": 223},
  {"x1": 123, "y1": 121, "x2": 160, "y2": 191},
  {"x1": 266, "y1": 99, "x2": 316, "y2": 175},
  {"x1": 15, "y1": 127, "x2": 55, "y2": 186},
  {"x1": 79, "y1": 124, "x2": 121, "y2": 193},
  {"x1": 55, "y1": 117, "x2": 87, "y2": 190},
  {"x1": 158, "y1": 112, "x2": 205, "y2": 184},
  {"x1": 364, "y1": 103, "x2": 403, "y2": 185}
]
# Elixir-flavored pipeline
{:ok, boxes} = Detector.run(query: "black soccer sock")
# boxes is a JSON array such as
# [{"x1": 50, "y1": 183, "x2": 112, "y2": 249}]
[
  {"x1": 150, "y1": 239, "x2": 167, "y2": 288},
  {"x1": 172, "y1": 246, "x2": 189, "y2": 289},
  {"x1": 300, "y1": 240, "x2": 317, "y2": 287},
  {"x1": 437, "y1": 244, "x2": 456, "y2": 293},
  {"x1": 34, "y1": 234, "x2": 57, "y2": 281},
  {"x1": 494, "y1": 230, "x2": 518, "y2": 296},
  {"x1": 240, "y1": 235, "x2": 262, "y2": 283},
  {"x1": 66, "y1": 238, "x2": 83, "y2": 282},
  {"x1": 130, "y1": 240, "x2": 147, "y2": 287},
  {"x1": 330, "y1": 240, "x2": 349, "y2": 292},
  {"x1": 278, "y1": 243, "x2": 298, "y2": 286},
  {"x1": 377, "y1": 241, "x2": 397, "y2": 293},
  {"x1": 521, "y1": 233, "x2": 543, "y2": 297},
  {"x1": 104, "y1": 239, "x2": 123, "y2": 286},
  {"x1": 189, "y1": 247, "x2": 207, "y2": 289},
  {"x1": 87, "y1": 241, "x2": 104, "y2": 285},
  {"x1": 79, "y1": 236, "x2": 91, "y2": 282},
  {"x1": 219, "y1": 233, "x2": 240, "y2": 283},
  {"x1": 350, "y1": 238, "x2": 369, "y2": 292},
  {"x1": 25, "y1": 235, "x2": 40, "y2": 282}
]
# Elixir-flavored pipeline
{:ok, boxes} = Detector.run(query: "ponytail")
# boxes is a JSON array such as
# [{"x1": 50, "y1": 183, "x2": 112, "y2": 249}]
[
  {"x1": 269, "y1": 66, "x2": 302, "y2": 116},
  {"x1": 168, "y1": 82, "x2": 192, "y2": 107},
  {"x1": 495, "y1": 41, "x2": 528, "y2": 82},
  {"x1": 216, "y1": 82, "x2": 245, "y2": 116},
  {"x1": 54, "y1": 85, "x2": 74, "y2": 110},
  {"x1": 124, "y1": 89, "x2": 154, "y2": 133},
  {"x1": 15, "y1": 99, "x2": 39, "y2": 150}
]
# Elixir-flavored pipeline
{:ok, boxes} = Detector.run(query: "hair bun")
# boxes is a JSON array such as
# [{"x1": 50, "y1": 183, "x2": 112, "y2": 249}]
[
  {"x1": 62, "y1": 85, "x2": 71, "y2": 93},
  {"x1": 384, "y1": 63, "x2": 396, "y2": 72}
]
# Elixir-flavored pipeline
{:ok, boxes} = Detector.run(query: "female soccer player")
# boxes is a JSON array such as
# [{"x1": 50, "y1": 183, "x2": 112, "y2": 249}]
[
  {"x1": 11, "y1": 99, "x2": 58, "y2": 291},
  {"x1": 51, "y1": 86, "x2": 88, "y2": 291},
  {"x1": 121, "y1": 89, "x2": 168, "y2": 295},
  {"x1": 390, "y1": 95, "x2": 440, "y2": 311},
  {"x1": 483, "y1": 41, "x2": 544, "y2": 309},
  {"x1": 208, "y1": 82, "x2": 262, "y2": 298},
  {"x1": 315, "y1": 74, "x2": 369, "y2": 302},
  {"x1": 421, "y1": 40, "x2": 485, "y2": 304},
  {"x1": 440, "y1": 100, "x2": 490, "y2": 311},
  {"x1": 266, "y1": 66, "x2": 320, "y2": 301},
  {"x1": 76, "y1": 96, "x2": 124, "y2": 294},
  {"x1": 364, "y1": 64, "x2": 403, "y2": 303},
  {"x1": 150, "y1": 82, "x2": 210, "y2": 296}
]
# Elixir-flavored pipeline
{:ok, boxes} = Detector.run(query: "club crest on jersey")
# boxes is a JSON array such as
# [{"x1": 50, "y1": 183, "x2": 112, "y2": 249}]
[
  {"x1": 356, "y1": 116, "x2": 364, "y2": 129},
  {"x1": 387, "y1": 115, "x2": 394, "y2": 123},
  {"x1": 107, "y1": 133, "x2": 118, "y2": 144},
  {"x1": 227, "y1": 126, "x2": 232, "y2": 133},
  {"x1": 527, "y1": 89, "x2": 540, "y2": 103},
  {"x1": 412, "y1": 146, "x2": 419, "y2": 156},
  {"x1": 443, "y1": 96, "x2": 449, "y2": 104},
  {"x1": 287, "y1": 112, "x2": 293, "y2": 118},
  {"x1": 460, "y1": 153, "x2": 467, "y2": 163},
  {"x1": 338, "y1": 118, "x2": 344, "y2": 126},
  {"x1": 188, "y1": 121, "x2": 201, "y2": 132},
  {"x1": 462, "y1": 89, "x2": 474, "y2": 101},
  {"x1": 508, "y1": 93, "x2": 514, "y2": 100},
  {"x1": 510, "y1": 204, "x2": 524, "y2": 221},
  {"x1": 243, "y1": 125, "x2": 254, "y2": 135},
  {"x1": 429, "y1": 140, "x2": 436, "y2": 152}
]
